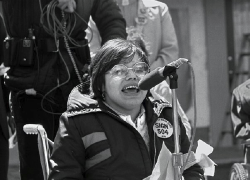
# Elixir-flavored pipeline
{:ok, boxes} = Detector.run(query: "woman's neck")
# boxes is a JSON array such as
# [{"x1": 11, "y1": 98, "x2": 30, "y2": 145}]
[{"x1": 103, "y1": 102, "x2": 141, "y2": 122}]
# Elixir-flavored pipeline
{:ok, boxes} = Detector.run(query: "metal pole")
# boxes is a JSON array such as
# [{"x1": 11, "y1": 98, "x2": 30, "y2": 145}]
[{"x1": 169, "y1": 73, "x2": 183, "y2": 180}]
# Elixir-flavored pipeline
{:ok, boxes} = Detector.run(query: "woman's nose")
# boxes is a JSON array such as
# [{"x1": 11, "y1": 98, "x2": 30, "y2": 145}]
[{"x1": 125, "y1": 69, "x2": 138, "y2": 80}]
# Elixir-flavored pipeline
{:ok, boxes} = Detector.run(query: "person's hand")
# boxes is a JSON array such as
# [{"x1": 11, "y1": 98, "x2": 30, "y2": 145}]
[
  {"x1": 57, "y1": 0, "x2": 76, "y2": 13},
  {"x1": 0, "y1": 63, "x2": 9, "y2": 76}
]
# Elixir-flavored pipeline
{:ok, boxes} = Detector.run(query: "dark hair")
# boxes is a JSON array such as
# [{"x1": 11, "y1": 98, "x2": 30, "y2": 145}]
[{"x1": 89, "y1": 38, "x2": 149, "y2": 99}]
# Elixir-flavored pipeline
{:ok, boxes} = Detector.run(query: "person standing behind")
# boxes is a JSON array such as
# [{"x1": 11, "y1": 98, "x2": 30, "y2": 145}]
[
  {"x1": 0, "y1": 0, "x2": 127, "y2": 179},
  {"x1": 231, "y1": 79, "x2": 250, "y2": 162},
  {"x1": 0, "y1": 15, "x2": 9, "y2": 180},
  {"x1": 0, "y1": 68, "x2": 9, "y2": 180},
  {"x1": 0, "y1": 67, "x2": 9, "y2": 180},
  {"x1": 231, "y1": 79, "x2": 250, "y2": 140},
  {"x1": 86, "y1": 0, "x2": 192, "y2": 138}
]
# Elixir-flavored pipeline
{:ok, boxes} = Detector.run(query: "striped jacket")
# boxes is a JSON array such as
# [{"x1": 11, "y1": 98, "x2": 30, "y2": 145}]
[{"x1": 49, "y1": 87, "x2": 204, "y2": 180}]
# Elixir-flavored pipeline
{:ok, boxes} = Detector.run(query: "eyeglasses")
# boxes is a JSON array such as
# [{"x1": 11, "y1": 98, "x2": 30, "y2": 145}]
[{"x1": 108, "y1": 62, "x2": 150, "y2": 78}]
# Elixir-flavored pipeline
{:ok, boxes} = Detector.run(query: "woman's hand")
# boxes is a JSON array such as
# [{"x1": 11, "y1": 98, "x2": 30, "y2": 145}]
[{"x1": 57, "y1": 0, "x2": 76, "y2": 13}]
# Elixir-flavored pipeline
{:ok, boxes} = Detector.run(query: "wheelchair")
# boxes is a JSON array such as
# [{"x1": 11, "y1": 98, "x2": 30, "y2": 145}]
[
  {"x1": 229, "y1": 141, "x2": 250, "y2": 180},
  {"x1": 23, "y1": 124, "x2": 54, "y2": 180},
  {"x1": 22, "y1": 124, "x2": 200, "y2": 180}
]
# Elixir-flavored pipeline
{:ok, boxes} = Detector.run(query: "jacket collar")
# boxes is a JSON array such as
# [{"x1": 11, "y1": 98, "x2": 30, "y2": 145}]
[
  {"x1": 66, "y1": 85, "x2": 171, "y2": 118},
  {"x1": 66, "y1": 86, "x2": 100, "y2": 117}
]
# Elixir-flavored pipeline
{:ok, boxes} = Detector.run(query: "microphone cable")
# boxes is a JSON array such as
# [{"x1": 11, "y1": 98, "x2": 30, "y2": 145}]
[
  {"x1": 180, "y1": 61, "x2": 198, "y2": 174},
  {"x1": 37, "y1": 0, "x2": 94, "y2": 115},
  {"x1": 39, "y1": 0, "x2": 94, "y2": 47}
]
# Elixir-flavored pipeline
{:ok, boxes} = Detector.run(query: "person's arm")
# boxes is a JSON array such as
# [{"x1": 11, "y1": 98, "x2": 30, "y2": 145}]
[
  {"x1": 231, "y1": 82, "x2": 250, "y2": 140},
  {"x1": 49, "y1": 114, "x2": 85, "y2": 180},
  {"x1": 86, "y1": 17, "x2": 102, "y2": 58},
  {"x1": 150, "y1": 4, "x2": 179, "y2": 70},
  {"x1": 91, "y1": 0, "x2": 127, "y2": 45}
]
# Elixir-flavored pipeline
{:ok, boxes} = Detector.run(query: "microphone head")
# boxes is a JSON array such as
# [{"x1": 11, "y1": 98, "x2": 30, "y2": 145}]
[
  {"x1": 138, "y1": 58, "x2": 189, "y2": 90},
  {"x1": 168, "y1": 58, "x2": 189, "y2": 68},
  {"x1": 138, "y1": 68, "x2": 165, "y2": 90}
]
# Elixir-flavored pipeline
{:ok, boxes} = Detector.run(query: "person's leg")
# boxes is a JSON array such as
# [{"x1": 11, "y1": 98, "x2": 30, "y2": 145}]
[
  {"x1": 11, "y1": 91, "x2": 58, "y2": 180},
  {"x1": 0, "y1": 129, "x2": 9, "y2": 180}
]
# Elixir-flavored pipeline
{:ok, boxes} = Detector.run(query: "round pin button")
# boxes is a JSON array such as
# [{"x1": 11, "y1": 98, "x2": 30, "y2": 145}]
[{"x1": 153, "y1": 118, "x2": 173, "y2": 138}]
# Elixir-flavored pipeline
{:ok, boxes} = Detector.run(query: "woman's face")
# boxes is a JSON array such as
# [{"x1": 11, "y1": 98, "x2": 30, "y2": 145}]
[{"x1": 104, "y1": 54, "x2": 148, "y2": 112}]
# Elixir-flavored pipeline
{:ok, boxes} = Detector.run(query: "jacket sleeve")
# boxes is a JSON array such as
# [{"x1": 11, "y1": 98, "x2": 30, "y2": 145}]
[
  {"x1": 231, "y1": 81, "x2": 250, "y2": 140},
  {"x1": 49, "y1": 114, "x2": 85, "y2": 180},
  {"x1": 179, "y1": 120, "x2": 205, "y2": 180},
  {"x1": 91, "y1": 0, "x2": 127, "y2": 45},
  {"x1": 150, "y1": 3, "x2": 179, "y2": 70}
]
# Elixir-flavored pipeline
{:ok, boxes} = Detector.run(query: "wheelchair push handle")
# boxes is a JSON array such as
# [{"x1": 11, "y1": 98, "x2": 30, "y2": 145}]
[{"x1": 23, "y1": 124, "x2": 46, "y2": 135}]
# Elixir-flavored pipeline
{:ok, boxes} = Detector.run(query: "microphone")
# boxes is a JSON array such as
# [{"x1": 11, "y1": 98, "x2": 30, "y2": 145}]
[{"x1": 139, "y1": 58, "x2": 189, "y2": 90}]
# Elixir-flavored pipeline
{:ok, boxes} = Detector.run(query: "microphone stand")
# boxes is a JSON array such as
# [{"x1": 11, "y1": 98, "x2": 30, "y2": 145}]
[{"x1": 168, "y1": 72, "x2": 183, "y2": 180}]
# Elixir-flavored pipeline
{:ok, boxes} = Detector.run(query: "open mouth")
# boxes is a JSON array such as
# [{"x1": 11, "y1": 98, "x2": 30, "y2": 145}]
[{"x1": 122, "y1": 85, "x2": 140, "y2": 93}]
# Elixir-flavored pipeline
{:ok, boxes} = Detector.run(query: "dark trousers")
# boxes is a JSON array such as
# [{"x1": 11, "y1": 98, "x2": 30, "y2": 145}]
[
  {"x1": 11, "y1": 91, "x2": 65, "y2": 180},
  {"x1": 0, "y1": 129, "x2": 9, "y2": 180},
  {"x1": 0, "y1": 77, "x2": 9, "y2": 180}
]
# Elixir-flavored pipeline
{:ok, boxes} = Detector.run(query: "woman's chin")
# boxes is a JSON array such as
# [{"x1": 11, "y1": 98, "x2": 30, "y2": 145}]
[
  {"x1": 122, "y1": 98, "x2": 143, "y2": 108},
  {"x1": 122, "y1": 90, "x2": 147, "y2": 99}
]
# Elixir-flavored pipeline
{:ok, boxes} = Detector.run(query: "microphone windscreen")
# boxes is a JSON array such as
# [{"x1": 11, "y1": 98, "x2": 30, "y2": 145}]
[{"x1": 138, "y1": 68, "x2": 165, "y2": 90}]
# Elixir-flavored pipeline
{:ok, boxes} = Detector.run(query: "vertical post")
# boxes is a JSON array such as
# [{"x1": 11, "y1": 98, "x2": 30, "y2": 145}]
[
  {"x1": 169, "y1": 73, "x2": 183, "y2": 180},
  {"x1": 224, "y1": 0, "x2": 235, "y2": 88}
]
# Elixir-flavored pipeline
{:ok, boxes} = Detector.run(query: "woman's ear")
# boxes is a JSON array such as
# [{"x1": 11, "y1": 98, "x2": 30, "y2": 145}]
[
  {"x1": 101, "y1": 84, "x2": 106, "y2": 100},
  {"x1": 102, "y1": 83, "x2": 105, "y2": 92}
]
